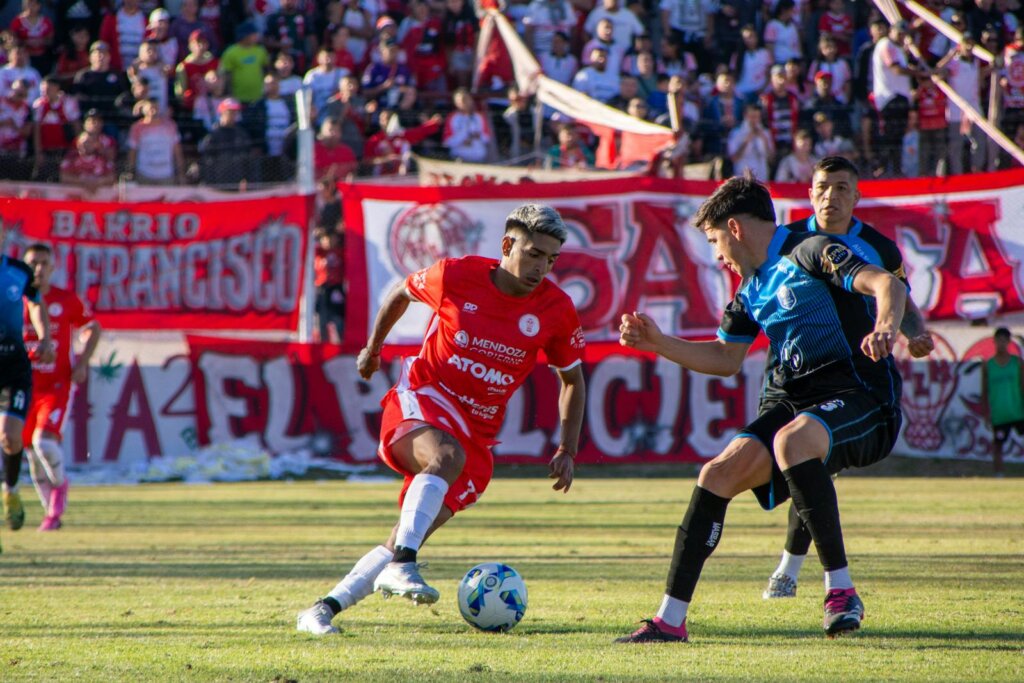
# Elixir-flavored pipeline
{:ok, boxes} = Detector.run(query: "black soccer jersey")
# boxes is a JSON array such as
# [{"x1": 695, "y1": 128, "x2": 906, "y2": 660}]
[
  {"x1": 717, "y1": 226, "x2": 902, "y2": 408},
  {"x1": 0, "y1": 256, "x2": 38, "y2": 358},
  {"x1": 786, "y1": 215, "x2": 909, "y2": 288}
]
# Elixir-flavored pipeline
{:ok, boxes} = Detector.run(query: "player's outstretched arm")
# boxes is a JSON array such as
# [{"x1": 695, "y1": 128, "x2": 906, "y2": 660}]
[
  {"x1": 899, "y1": 296, "x2": 934, "y2": 358},
  {"x1": 853, "y1": 266, "x2": 907, "y2": 362},
  {"x1": 619, "y1": 312, "x2": 749, "y2": 377},
  {"x1": 72, "y1": 320, "x2": 102, "y2": 384},
  {"x1": 357, "y1": 281, "x2": 418, "y2": 380},
  {"x1": 549, "y1": 364, "x2": 585, "y2": 494},
  {"x1": 26, "y1": 298, "x2": 55, "y2": 364}
]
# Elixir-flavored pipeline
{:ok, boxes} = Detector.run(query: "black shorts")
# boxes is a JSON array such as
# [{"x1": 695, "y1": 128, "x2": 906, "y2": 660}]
[
  {"x1": 992, "y1": 420, "x2": 1024, "y2": 446},
  {"x1": 737, "y1": 390, "x2": 902, "y2": 511},
  {"x1": 0, "y1": 353, "x2": 32, "y2": 422}
]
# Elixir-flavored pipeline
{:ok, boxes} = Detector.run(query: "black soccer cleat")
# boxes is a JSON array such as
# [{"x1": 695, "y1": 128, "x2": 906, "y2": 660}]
[
  {"x1": 824, "y1": 588, "x2": 865, "y2": 637},
  {"x1": 614, "y1": 618, "x2": 688, "y2": 643}
]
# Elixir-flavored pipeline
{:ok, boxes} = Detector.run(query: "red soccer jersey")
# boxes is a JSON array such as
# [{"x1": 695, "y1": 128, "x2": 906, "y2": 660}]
[
  {"x1": 818, "y1": 11, "x2": 853, "y2": 56},
  {"x1": 403, "y1": 256, "x2": 584, "y2": 440},
  {"x1": 10, "y1": 14, "x2": 54, "y2": 58},
  {"x1": 915, "y1": 85, "x2": 947, "y2": 130},
  {"x1": 23, "y1": 286, "x2": 92, "y2": 388}
]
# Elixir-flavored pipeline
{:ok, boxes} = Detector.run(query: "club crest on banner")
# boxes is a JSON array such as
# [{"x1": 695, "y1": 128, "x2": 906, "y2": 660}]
[{"x1": 388, "y1": 203, "x2": 483, "y2": 275}]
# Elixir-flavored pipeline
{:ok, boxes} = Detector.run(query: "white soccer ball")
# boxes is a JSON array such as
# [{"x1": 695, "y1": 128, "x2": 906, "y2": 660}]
[{"x1": 457, "y1": 562, "x2": 528, "y2": 632}]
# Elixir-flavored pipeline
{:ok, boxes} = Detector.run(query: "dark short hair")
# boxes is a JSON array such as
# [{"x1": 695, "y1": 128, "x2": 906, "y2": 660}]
[
  {"x1": 814, "y1": 155, "x2": 860, "y2": 178},
  {"x1": 24, "y1": 242, "x2": 52, "y2": 256},
  {"x1": 995, "y1": 327, "x2": 1012, "y2": 339},
  {"x1": 692, "y1": 175, "x2": 776, "y2": 230},
  {"x1": 505, "y1": 204, "x2": 568, "y2": 244}
]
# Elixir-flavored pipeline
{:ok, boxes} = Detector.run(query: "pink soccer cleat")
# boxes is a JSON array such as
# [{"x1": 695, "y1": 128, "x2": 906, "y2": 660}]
[
  {"x1": 38, "y1": 515, "x2": 62, "y2": 531},
  {"x1": 48, "y1": 481, "x2": 68, "y2": 519}
]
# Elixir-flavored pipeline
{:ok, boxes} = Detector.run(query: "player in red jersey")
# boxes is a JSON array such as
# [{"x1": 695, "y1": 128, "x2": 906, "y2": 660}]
[
  {"x1": 297, "y1": 204, "x2": 587, "y2": 635},
  {"x1": 21, "y1": 244, "x2": 101, "y2": 531}
]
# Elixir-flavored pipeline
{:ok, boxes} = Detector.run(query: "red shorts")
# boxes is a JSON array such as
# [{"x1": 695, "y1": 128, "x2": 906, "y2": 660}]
[
  {"x1": 22, "y1": 381, "x2": 71, "y2": 442},
  {"x1": 378, "y1": 381, "x2": 494, "y2": 514}
]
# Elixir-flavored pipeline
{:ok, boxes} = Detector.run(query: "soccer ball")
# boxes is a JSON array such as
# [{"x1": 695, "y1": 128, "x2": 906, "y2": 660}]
[{"x1": 457, "y1": 563, "x2": 528, "y2": 632}]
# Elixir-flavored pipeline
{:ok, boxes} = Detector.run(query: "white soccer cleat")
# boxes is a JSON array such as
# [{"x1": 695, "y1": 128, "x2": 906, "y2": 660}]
[
  {"x1": 762, "y1": 572, "x2": 798, "y2": 599},
  {"x1": 374, "y1": 561, "x2": 440, "y2": 605},
  {"x1": 296, "y1": 600, "x2": 340, "y2": 634}
]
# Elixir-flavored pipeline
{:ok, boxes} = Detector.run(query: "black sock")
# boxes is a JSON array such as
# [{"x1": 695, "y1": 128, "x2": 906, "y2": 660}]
[
  {"x1": 665, "y1": 486, "x2": 730, "y2": 602},
  {"x1": 321, "y1": 596, "x2": 342, "y2": 615},
  {"x1": 783, "y1": 459, "x2": 847, "y2": 571},
  {"x1": 393, "y1": 545, "x2": 417, "y2": 564},
  {"x1": 784, "y1": 500, "x2": 813, "y2": 556},
  {"x1": 3, "y1": 450, "x2": 22, "y2": 489}
]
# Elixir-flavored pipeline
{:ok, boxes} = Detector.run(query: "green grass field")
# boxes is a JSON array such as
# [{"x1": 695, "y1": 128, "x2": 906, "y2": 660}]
[{"x1": 0, "y1": 476, "x2": 1021, "y2": 682}]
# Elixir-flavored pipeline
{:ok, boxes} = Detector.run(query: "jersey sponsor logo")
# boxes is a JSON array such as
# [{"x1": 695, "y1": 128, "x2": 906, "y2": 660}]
[
  {"x1": 819, "y1": 399, "x2": 845, "y2": 412},
  {"x1": 47, "y1": 302, "x2": 63, "y2": 317},
  {"x1": 781, "y1": 339, "x2": 803, "y2": 371},
  {"x1": 518, "y1": 314, "x2": 540, "y2": 337},
  {"x1": 470, "y1": 336, "x2": 526, "y2": 363},
  {"x1": 7, "y1": 284, "x2": 20, "y2": 301},
  {"x1": 462, "y1": 301, "x2": 478, "y2": 313},
  {"x1": 823, "y1": 243, "x2": 852, "y2": 272},
  {"x1": 570, "y1": 326, "x2": 585, "y2": 349},
  {"x1": 447, "y1": 353, "x2": 515, "y2": 386},
  {"x1": 454, "y1": 330, "x2": 469, "y2": 348},
  {"x1": 777, "y1": 285, "x2": 797, "y2": 310}
]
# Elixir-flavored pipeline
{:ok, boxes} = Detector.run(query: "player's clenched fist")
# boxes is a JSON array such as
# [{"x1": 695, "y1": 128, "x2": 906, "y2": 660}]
[
  {"x1": 861, "y1": 329, "x2": 895, "y2": 362},
  {"x1": 906, "y1": 332, "x2": 934, "y2": 359},
  {"x1": 619, "y1": 312, "x2": 662, "y2": 353},
  {"x1": 356, "y1": 347, "x2": 381, "y2": 380}
]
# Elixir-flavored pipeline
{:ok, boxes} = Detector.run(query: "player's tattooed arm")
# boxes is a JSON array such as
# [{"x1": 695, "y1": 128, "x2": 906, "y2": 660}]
[
  {"x1": 899, "y1": 296, "x2": 934, "y2": 358},
  {"x1": 357, "y1": 281, "x2": 418, "y2": 380},
  {"x1": 550, "y1": 364, "x2": 585, "y2": 493}
]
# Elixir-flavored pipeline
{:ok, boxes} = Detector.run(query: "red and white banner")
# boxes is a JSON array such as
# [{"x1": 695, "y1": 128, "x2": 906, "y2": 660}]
[{"x1": 0, "y1": 195, "x2": 312, "y2": 330}]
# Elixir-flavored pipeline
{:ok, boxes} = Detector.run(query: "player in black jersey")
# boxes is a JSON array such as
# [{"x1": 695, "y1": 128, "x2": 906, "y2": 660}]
[
  {"x1": 0, "y1": 227, "x2": 53, "y2": 547},
  {"x1": 763, "y1": 156, "x2": 933, "y2": 599},
  {"x1": 616, "y1": 176, "x2": 905, "y2": 642}
]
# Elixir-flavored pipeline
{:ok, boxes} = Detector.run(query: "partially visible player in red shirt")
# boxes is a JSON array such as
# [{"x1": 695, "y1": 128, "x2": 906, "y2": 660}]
[
  {"x1": 297, "y1": 204, "x2": 587, "y2": 635},
  {"x1": 21, "y1": 243, "x2": 102, "y2": 531}
]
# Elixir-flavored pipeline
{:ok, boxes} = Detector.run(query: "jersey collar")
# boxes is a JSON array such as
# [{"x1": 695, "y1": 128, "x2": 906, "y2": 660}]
[{"x1": 807, "y1": 214, "x2": 862, "y2": 236}]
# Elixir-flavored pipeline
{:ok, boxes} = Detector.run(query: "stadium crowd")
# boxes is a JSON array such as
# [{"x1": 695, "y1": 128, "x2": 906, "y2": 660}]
[{"x1": 0, "y1": 0, "x2": 1023, "y2": 189}]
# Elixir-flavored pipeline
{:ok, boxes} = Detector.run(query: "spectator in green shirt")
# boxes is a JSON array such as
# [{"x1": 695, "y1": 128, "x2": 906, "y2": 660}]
[
  {"x1": 219, "y1": 21, "x2": 269, "y2": 104},
  {"x1": 981, "y1": 327, "x2": 1024, "y2": 476}
]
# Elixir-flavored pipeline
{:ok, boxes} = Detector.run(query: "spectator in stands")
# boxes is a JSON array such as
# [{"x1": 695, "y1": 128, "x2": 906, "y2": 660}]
[
  {"x1": 82, "y1": 109, "x2": 117, "y2": 163},
  {"x1": 176, "y1": 30, "x2": 219, "y2": 113},
  {"x1": 316, "y1": 174, "x2": 342, "y2": 232},
  {"x1": 872, "y1": 21, "x2": 926, "y2": 176},
  {"x1": 902, "y1": 110, "x2": 920, "y2": 176},
  {"x1": 273, "y1": 52, "x2": 303, "y2": 99},
  {"x1": 314, "y1": 116, "x2": 357, "y2": 180},
  {"x1": 541, "y1": 30, "x2": 578, "y2": 86},
  {"x1": 660, "y1": 0, "x2": 715, "y2": 73},
  {"x1": 33, "y1": 76, "x2": 81, "y2": 181},
  {"x1": 199, "y1": 97, "x2": 255, "y2": 187},
  {"x1": 399, "y1": 0, "x2": 446, "y2": 94},
  {"x1": 583, "y1": 18, "x2": 626, "y2": 76},
  {"x1": 147, "y1": 8, "x2": 179, "y2": 68},
  {"x1": 761, "y1": 64, "x2": 800, "y2": 155},
  {"x1": 774, "y1": 128, "x2": 816, "y2": 182},
  {"x1": 321, "y1": 75, "x2": 367, "y2": 157},
  {"x1": 265, "y1": 0, "x2": 314, "y2": 70},
  {"x1": 710, "y1": 0, "x2": 759, "y2": 67},
  {"x1": 523, "y1": 0, "x2": 577, "y2": 58},
  {"x1": 784, "y1": 57, "x2": 812, "y2": 105},
  {"x1": 500, "y1": 86, "x2": 535, "y2": 159},
  {"x1": 0, "y1": 78, "x2": 33, "y2": 179},
  {"x1": 339, "y1": 0, "x2": 373, "y2": 64},
  {"x1": 0, "y1": 44, "x2": 42, "y2": 101},
  {"x1": 220, "y1": 20, "x2": 269, "y2": 104},
  {"x1": 129, "y1": 40, "x2": 172, "y2": 114},
  {"x1": 657, "y1": 38, "x2": 697, "y2": 81},
  {"x1": 100, "y1": 0, "x2": 147, "y2": 71},
  {"x1": 731, "y1": 24, "x2": 772, "y2": 103},
  {"x1": 1001, "y1": 27, "x2": 1024, "y2": 135},
  {"x1": 53, "y1": 25, "x2": 91, "y2": 89},
  {"x1": 59, "y1": 131, "x2": 115, "y2": 190},
  {"x1": 444, "y1": 87, "x2": 491, "y2": 163},
  {"x1": 10, "y1": 0, "x2": 54, "y2": 74},
  {"x1": 363, "y1": 108, "x2": 442, "y2": 176},
  {"x1": 306, "y1": 47, "x2": 343, "y2": 119},
  {"x1": 812, "y1": 110, "x2": 857, "y2": 161},
  {"x1": 938, "y1": 33, "x2": 986, "y2": 174},
  {"x1": 572, "y1": 45, "x2": 620, "y2": 103},
  {"x1": 808, "y1": 34, "x2": 852, "y2": 104},
  {"x1": 253, "y1": 72, "x2": 294, "y2": 181},
  {"x1": 764, "y1": 0, "x2": 802, "y2": 64},
  {"x1": 361, "y1": 40, "x2": 415, "y2": 111},
  {"x1": 71, "y1": 41, "x2": 125, "y2": 137},
  {"x1": 314, "y1": 226, "x2": 346, "y2": 344},
  {"x1": 634, "y1": 50, "x2": 659, "y2": 100},
  {"x1": 914, "y1": 76, "x2": 948, "y2": 176},
  {"x1": 53, "y1": 0, "x2": 101, "y2": 54},
  {"x1": 445, "y1": 0, "x2": 478, "y2": 91},
  {"x1": 804, "y1": 71, "x2": 852, "y2": 139},
  {"x1": 171, "y1": 0, "x2": 217, "y2": 59},
  {"x1": 621, "y1": 31, "x2": 653, "y2": 76},
  {"x1": 655, "y1": 74, "x2": 701, "y2": 131},
  {"x1": 968, "y1": 0, "x2": 1004, "y2": 44},
  {"x1": 114, "y1": 74, "x2": 152, "y2": 132},
  {"x1": 127, "y1": 98, "x2": 184, "y2": 184},
  {"x1": 585, "y1": 0, "x2": 644, "y2": 49},
  {"x1": 192, "y1": 70, "x2": 228, "y2": 131},
  {"x1": 701, "y1": 71, "x2": 742, "y2": 156},
  {"x1": 654, "y1": 125, "x2": 693, "y2": 177},
  {"x1": 818, "y1": 0, "x2": 854, "y2": 57},
  {"x1": 627, "y1": 96, "x2": 652, "y2": 121},
  {"x1": 546, "y1": 123, "x2": 594, "y2": 169},
  {"x1": 608, "y1": 74, "x2": 641, "y2": 111},
  {"x1": 727, "y1": 102, "x2": 774, "y2": 180},
  {"x1": 366, "y1": 15, "x2": 403, "y2": 67},
  {"x1": 328, "y1": 26, "x2": 358, "y2": 76}
]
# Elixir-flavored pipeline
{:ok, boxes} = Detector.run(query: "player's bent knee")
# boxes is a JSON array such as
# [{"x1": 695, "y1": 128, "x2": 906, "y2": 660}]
[
  {"x1": 773, "y1": 416, "x2": 828, "y2": 469},
  {"x1": 0, "y1": 431, "x2": 22, "y2": 454},
  {"x1": 697, "y1": 440, "x2": 770, "y2": 498},
  {"x1": 417, "y1": 428, "x2": 467, "y2": 482}
]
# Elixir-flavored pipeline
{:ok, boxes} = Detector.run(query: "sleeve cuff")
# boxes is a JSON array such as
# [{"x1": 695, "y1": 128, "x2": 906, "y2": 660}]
[
  {"x1": 551, "y1": 358, "x2": 583, "y2": 372},
  {"x1": 717, "y1": 329, "x2": 756, "y2": 344}
]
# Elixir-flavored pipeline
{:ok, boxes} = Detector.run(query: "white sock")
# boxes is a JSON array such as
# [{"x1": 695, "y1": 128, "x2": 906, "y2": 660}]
[
  {"x1": 26, "y1": 447, "x2": 53, "y2": 513},
  {"x1": 825, "y1": 566, "x2": 853, "y2": 591},
  {"x1": 394, "y1": 473, "x2": 448, "y2": 553},
  {"x1": 326, "y1": 545, "x2": 394, "y2": 611},
  {"x1": 34, "y1": 438, "x2": 64, "y2": 487},
  {"x1": 655, "y1": 594, "x2": 689, "y2": 627},
  {"x1": 774, "y1": 550, "x2": 807, "y2": 581}
]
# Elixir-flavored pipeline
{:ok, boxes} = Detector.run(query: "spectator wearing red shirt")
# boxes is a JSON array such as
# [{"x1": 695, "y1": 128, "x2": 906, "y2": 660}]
[
  {"x1": 9, "y1": 0, "x2": 54, "y2": 73},
  {"x1": 82, "y1": 109, "x2": 117, "y2": 163},
  {"x1": 443, "y1": 0, "x2": 477, "y2": 89},
  {"x1": 314, "y1": 117, "x2": 357, "y2": 180},
  {"x1": 363, "y1": 109, "x2": 442, "y2": 176},
  {"x1": 314, "y1": 227, "x2": 346, "y2": 343},
  {"x1": 53, "y1": 25, "x2": 91, "y2": 90},
  {"x1": 175, "y1": 30, "x2": 219, "y2": 112},
  {"x1": 760, "y1": 65, "x2": 800, "y2": 154},
  {"x1": 399, "y1": 0, "x2": 446, "y2": 93},
  {"x1": 32, "y1": 77, "x2": 81, "y2": 181},
  {"x1": 914, "y1": 77, "x2": 948, "y2": 176},
  {"x1": 818, "y1": 0, "x2": 854, "y2": 57},
  {"x1": 0, "y1": 78, "x2": 33, "y2": 179},
  {"x1": 329, "y1": 27, "x2": 357, "y2": 74},
  {"x1": 60, "y1": 132, "x2": 115, "y2": 190}
]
